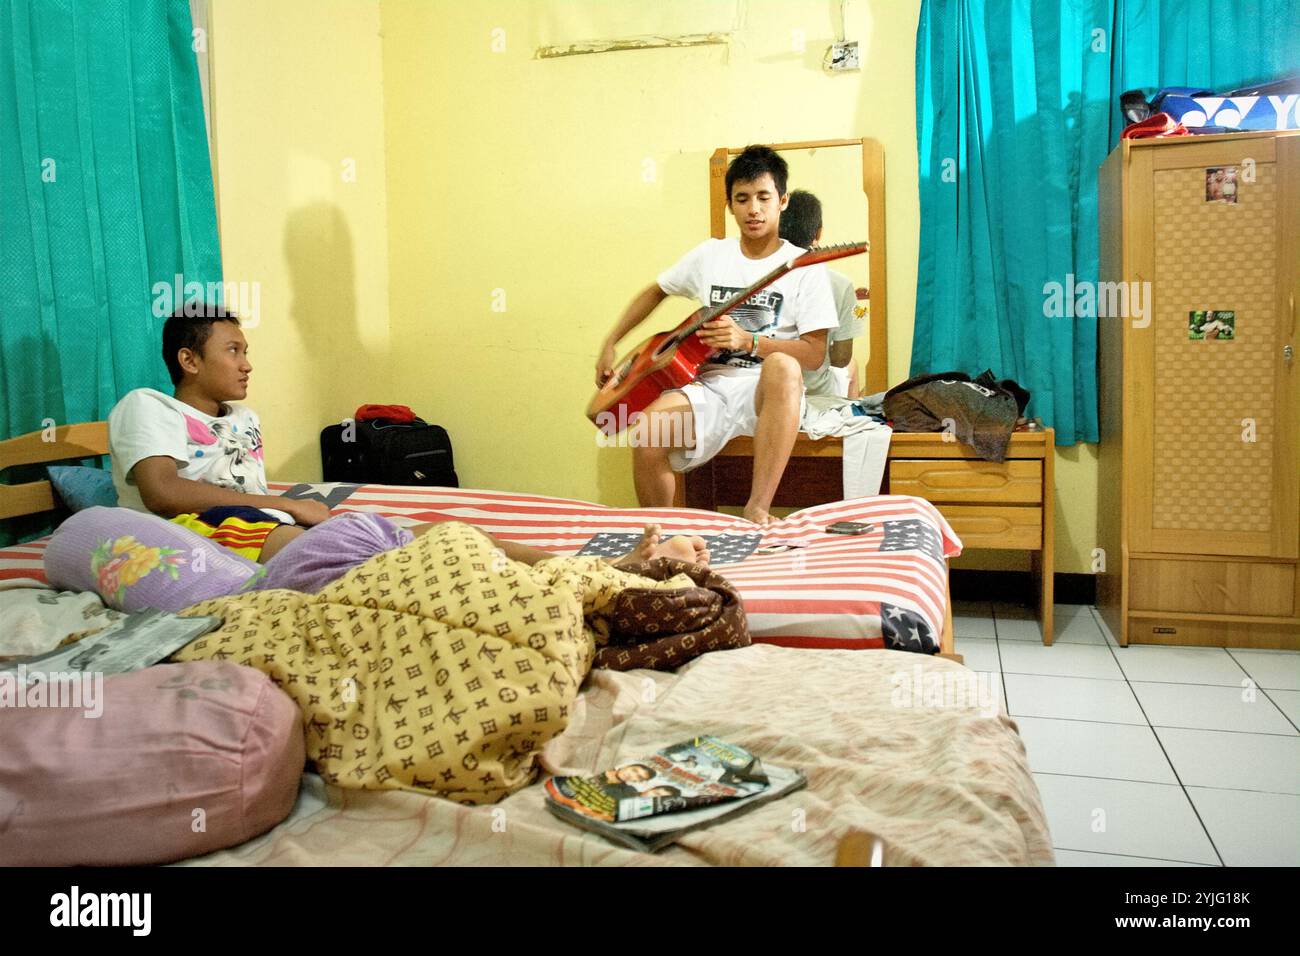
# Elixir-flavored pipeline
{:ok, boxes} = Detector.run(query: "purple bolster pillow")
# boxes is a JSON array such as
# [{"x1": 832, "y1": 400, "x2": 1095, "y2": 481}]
[{"x1": 44, "y1": 507, "x2": 263, "y2": 612}]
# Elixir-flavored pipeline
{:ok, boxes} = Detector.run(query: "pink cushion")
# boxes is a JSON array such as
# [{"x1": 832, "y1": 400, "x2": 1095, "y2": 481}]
[{"x1": 0, "y1": 662, "x2": 304, "y2": 866}]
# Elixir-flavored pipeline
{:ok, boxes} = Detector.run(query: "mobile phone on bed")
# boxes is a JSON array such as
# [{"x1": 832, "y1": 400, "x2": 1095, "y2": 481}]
[{"x1": 826, "y1": 521, "x2": 874, "y2": 535}]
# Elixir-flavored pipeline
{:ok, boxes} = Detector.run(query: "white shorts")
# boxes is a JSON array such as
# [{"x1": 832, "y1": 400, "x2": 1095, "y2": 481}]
[{"x1": 666, "y1": 366, "x2": 807, "y2": 473}]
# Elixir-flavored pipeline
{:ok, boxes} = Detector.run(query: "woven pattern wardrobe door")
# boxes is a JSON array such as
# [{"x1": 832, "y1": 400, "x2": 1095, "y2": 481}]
[{"x1": 1127, "y1": 137, "x2": 1299, "y2": 561}]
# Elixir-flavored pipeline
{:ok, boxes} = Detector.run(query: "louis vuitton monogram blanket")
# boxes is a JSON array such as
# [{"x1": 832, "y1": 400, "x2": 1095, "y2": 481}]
[
  {"x1": 172, "y1": 521, "x2": 703, "y2": 804},
  {"x1": 591, "y1": 557, "x2": 750, "y2": 671}
]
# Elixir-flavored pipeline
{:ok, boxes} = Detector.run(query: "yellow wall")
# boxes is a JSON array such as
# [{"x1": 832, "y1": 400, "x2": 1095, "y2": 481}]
[
  {"x1": 380, "y1": 0, "x2": 924, "y2": 500},
  {"x1": 208, "y1": 0, "x2": 391, "y2": 482},
  {"x1": 207, "y1": 0, "x2": 1101, "y2": 574}
]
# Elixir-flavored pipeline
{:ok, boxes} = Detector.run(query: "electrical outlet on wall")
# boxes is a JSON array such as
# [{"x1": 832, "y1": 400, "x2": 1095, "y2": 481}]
[{"x1": 827, "y1": 40, "x2": 859, "y2": 71}]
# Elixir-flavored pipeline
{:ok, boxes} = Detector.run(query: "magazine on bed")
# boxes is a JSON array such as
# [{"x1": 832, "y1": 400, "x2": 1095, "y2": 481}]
[
  {"x1": 544, "y1": 736, "x2": 807, "y2": 852},
  {"x1": 0, "y1": 609, "x2": 220, "y2": 676}
]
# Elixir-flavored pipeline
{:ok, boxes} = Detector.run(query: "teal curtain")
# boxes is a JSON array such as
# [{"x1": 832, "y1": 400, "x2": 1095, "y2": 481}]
[
  {"x1": 912, "y1": 0, "x2": 1300, "y2": 445},
  {"x1": 0, "y1": 0, "x2": 222, "y2": 444}
]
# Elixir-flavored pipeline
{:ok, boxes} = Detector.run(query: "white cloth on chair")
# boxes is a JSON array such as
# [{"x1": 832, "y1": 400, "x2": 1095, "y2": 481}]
[
  {"x1": 799, "y1": 395, "x2": 893, "y2": 498},
  {"x1": 841, "y1": 427, "x2": 893, "y2": 498}
]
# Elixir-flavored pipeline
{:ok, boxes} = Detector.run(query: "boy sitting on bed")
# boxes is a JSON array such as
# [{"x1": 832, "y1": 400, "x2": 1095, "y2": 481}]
[
  {"x1": 596, "y1": 145, "x2": 837, "y2": 525},
  {"x1": 109, "y1": 304, "x2": 708, "y2": 567}
]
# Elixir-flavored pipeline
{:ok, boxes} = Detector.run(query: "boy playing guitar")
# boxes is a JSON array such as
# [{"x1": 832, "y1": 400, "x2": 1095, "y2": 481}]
[{"x1": 596, "y1": 145, "x2": 837, "y2": 524}]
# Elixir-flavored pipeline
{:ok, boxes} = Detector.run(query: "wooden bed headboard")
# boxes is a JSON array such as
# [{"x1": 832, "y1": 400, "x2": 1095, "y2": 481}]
[
  {"x1": 0, "y1": 422, "x2": 110, "y2": 520},
  {"x1": 708, "y1": 137, "x2": 889, "y2": 395}
]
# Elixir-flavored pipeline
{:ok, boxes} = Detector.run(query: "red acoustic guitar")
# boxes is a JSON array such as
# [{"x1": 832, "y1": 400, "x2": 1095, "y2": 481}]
[{"x1": 587, "y1": 241, "x2": 868, "y2": 435}]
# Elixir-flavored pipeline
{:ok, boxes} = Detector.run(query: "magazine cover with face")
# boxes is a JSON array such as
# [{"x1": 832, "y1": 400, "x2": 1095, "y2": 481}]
[{"x1": 544, "y1": 736, "x2": 807, "y2": 852}]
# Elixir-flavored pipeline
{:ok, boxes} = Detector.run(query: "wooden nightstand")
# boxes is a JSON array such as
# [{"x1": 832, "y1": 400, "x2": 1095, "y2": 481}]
[
  {"x1": 678, "y1": 428, "x2": 1056, "y2": 644},
  {"x1": 885, "y1": 430, "x2": 1055, "y2": 644}
]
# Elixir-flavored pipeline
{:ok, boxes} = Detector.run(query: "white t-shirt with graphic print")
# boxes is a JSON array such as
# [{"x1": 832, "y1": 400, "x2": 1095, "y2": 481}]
[
  {"x1": 107, "y1": 388, "x2": 283, "y2": 519},
  {"x1": 656, "y1": 238, "x2": 838, "y2": 370}
]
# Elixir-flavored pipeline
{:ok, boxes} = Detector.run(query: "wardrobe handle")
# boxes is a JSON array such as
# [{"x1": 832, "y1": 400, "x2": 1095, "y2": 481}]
[{"x1": 1286, "y1": 344, "x2": 1295, "y2": 367}]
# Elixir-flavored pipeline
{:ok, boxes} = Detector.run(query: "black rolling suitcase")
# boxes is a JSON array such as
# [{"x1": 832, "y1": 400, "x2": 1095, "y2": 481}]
[{"x1": 320, "y1": 419, "x2": 459, "y2": 487}]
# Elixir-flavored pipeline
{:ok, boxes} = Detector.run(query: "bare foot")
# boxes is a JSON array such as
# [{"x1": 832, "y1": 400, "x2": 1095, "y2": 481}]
[
  {"x1": 743, "y1": 504, "x2": 776, "y2": 526},
  {"x1": 614, "y1": 525, "x2": 711, "y2": 567},
  {"x1": 614, "y1": 524, "x2": 661, "y2": 568},
  {"x1": 659, "y1": 534, "x2": 710, "y2": 566}
]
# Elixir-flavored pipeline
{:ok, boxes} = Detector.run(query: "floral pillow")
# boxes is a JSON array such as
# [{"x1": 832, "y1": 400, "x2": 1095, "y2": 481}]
[
  {"x1": 45, "y1": 507, "x2": 264, "y2": 613},
  {"x1": 88, "y1": 534, "x2": 191, "y2": 606}
]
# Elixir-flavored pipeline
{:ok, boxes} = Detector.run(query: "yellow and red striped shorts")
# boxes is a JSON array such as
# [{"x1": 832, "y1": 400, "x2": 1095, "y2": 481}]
[{"x1": 170, "y1": 506, "x2": 284, "y2": 561}]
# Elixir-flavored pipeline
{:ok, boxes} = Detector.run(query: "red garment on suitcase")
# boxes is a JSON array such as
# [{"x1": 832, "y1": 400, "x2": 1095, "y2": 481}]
[{"x1": 355, "y1": 404, "x2": 417, "y2": 424}]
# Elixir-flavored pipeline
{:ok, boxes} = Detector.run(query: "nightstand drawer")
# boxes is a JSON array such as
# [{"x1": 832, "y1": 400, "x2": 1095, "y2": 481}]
[
  {"x1": 889, "y1": 459, "x2": 1042, "y2": 504},
  {"x1": 936, "y1": 505, "x2": 1043, "y2": 550}
]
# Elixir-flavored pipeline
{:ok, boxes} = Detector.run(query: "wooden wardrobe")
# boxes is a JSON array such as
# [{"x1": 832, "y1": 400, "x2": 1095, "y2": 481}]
[{"x1": 1097, "y1": 130, "x2": 1300, "y2": 648}]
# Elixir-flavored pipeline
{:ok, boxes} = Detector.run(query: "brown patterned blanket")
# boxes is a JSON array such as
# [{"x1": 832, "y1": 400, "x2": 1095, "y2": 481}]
[
  {"x1": 592, "y1": 557, "x2": 749, "y2": 671},
  {"x1": 172, "y1": 522, "x2": 744, "y2": 804}
]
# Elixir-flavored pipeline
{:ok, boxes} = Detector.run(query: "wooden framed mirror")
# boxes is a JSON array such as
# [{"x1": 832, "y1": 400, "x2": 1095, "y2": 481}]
[{"x1": 708, "y1": 137, "x2": 888, "y2": 394}]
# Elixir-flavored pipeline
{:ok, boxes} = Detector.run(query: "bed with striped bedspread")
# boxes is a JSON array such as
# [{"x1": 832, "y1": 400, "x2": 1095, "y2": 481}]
[{"x1": 0, "y1": 483, "x2": 962, "y2": 653}]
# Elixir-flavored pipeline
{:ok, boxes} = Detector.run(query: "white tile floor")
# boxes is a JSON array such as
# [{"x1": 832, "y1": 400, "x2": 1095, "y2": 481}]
[{"x1": 954, "y1": 600, "x2": 1300, "y2": 867}]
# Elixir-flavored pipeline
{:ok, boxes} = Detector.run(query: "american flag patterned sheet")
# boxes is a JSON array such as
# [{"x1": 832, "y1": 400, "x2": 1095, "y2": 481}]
[{"x1": 0, "y1": 483, "x2": 962, "y2": 654}]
